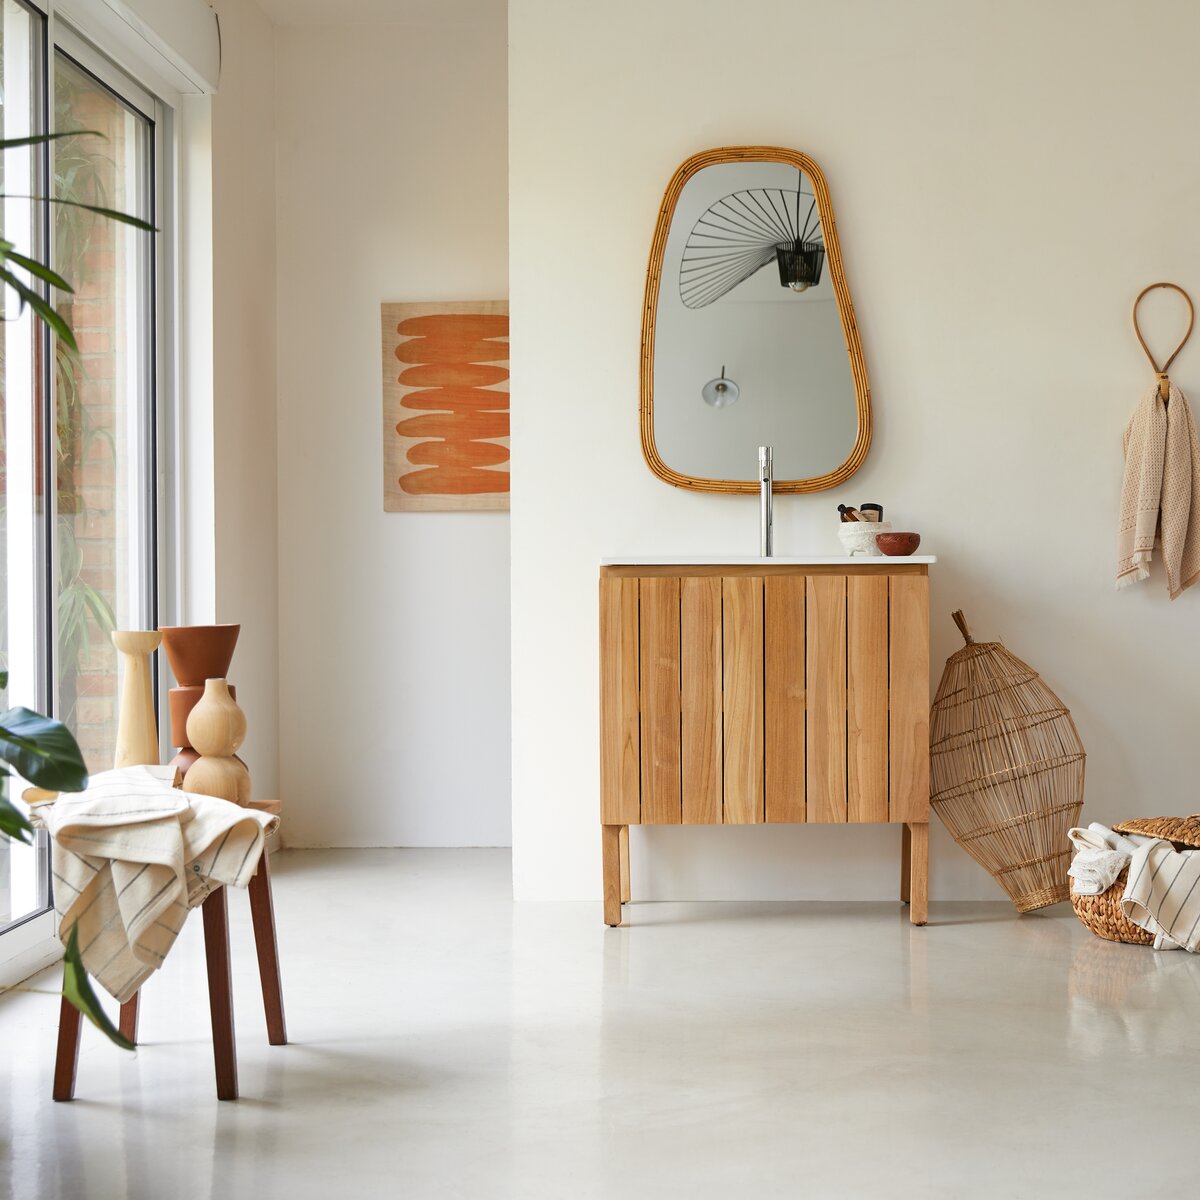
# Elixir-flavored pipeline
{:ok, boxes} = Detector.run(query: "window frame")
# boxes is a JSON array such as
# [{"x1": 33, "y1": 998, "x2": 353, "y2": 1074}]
[{"x1": 0, "y1": 0, "x2": 178, "y2": 981}]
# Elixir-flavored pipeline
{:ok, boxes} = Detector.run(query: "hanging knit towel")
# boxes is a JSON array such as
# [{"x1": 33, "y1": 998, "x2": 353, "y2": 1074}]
[{"x1": 1117, "y1": 381, "x2": 1200, "y2": 598}]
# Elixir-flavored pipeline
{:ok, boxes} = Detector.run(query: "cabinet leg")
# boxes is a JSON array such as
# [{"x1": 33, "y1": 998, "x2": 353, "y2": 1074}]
[
  {"x1": 906, "y1": 823, "x2": 928, "y2": 926},
  {"x1": 602, "y1": 825, "x2": 624, "y2": 926},
  {"x1": 900, "y1": 824, "x2": 912, "y2": 904},
  {"x1": 619, "y1": 825, "x2": 630, "y2": 904}
]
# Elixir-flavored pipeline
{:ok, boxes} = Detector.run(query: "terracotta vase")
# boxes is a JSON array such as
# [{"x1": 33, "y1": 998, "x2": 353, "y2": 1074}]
[
  {"x1": 111, "y1": 630, "x2": 162, "y2": 768},
  {"x1": 159, "y1": 624, "x2": 240, "y2": 688},
  {"x1": 169, "y1": 683, "x2": 236, "y2": 747},
  {"x1": 183, "y1": 679, "x2": 251, "y2": 805},
  {"x1": 168, "y1": 746, "x2": 201, "y2": 776}
]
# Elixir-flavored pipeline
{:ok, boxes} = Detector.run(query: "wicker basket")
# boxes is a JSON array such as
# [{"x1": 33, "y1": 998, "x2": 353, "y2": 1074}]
[
  {"x1": 930, "y1": 611, "x2": 1085, "y2": 912},
  {"x1": 1070, "y1": 813, "x2": 1200, "y2": 945},
  {"x1": 1070, "y1": 869, "x2": 1154, "y2": 945}
]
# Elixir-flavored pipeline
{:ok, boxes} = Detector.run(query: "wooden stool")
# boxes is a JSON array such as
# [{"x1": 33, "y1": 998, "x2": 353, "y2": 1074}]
[{"x1": 53, "y1": 799, "x2": 286, "y2": 1102}]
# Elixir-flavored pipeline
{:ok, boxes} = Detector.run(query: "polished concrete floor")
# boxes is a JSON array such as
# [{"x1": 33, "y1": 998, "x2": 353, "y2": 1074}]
[{"x1": 2, "y1": 849, "x2": 1199, "y2": 1199}]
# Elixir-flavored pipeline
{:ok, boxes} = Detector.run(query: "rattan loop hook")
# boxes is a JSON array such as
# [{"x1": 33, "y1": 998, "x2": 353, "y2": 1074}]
[
  {"x1": 951, "y1": 609, "x2": 974, "y2": 645},
  {"x1": 1132, "y1": 282, "x2": 1194, "y2": 394}
]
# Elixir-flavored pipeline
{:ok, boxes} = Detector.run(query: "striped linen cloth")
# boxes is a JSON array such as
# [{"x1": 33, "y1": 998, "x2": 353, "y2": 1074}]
[
  {"x1": 32, "y1": 765, "x2": 277, "y2": 1003},
  {"x1": 1121, "y1": 838, "x2": 1200, "y2": 952}
]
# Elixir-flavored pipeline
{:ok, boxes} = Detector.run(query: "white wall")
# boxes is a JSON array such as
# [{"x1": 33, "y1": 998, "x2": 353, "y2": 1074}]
[
  {"x1": 208, "y1": 0, "x2": 280, "y2": 799},
  {"x1": 273, "y1": 0, "x2": 511, "y2": 846},
  {"x1": 509, "y1": 0, "x2": 1200, "y2": 902}
]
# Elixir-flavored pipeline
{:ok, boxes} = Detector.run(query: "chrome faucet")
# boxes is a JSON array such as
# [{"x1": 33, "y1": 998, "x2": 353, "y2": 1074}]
[{"x1": 759, "y1": 445, "x2": 773, "y2": 557}]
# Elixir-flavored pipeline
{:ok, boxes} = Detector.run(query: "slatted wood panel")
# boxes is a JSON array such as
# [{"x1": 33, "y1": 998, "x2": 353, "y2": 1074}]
[
  {"x1": 600, "y1": 566, "x2": 932, "y2": 829},
  {"x1": 889, "y1": 575, "x2": 930, "y2": 822},
  {"x1": 639, "y1": 577, "x2": 682, "y2": 824},
  {"x1": 806, "y1": 575, "x2": 847, "y2": 822},
  {"x1": 599, "y1": 577, "x2": 640, "y2": 824},
  {"x1": 722, "y1": 576, "x2": 764, "y2": 823},
  {"x1": 764, "y1": 576, "x2": 805, "y2": 822},
  {"x1": 681, "y1": 577, "x2": 722, "y2": 824},
  {"x1": 847, "y1": 574, "x2": 889, "y2": 822}
]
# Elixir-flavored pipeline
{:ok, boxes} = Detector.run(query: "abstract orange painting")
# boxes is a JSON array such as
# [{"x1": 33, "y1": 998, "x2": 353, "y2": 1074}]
[{"x1": 381, "y1": 300, "x2": 510, "y2": 511}]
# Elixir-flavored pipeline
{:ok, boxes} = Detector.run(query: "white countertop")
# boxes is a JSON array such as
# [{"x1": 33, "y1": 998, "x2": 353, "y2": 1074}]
[{"x1": 600, "y1": 555, "x2": 937, "y2": 565}]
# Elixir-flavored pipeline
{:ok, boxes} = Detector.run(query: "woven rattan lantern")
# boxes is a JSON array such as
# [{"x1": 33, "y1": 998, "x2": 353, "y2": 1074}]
[{"x1": 930, "y1": 611, "x2": 1086, "y2": 912}]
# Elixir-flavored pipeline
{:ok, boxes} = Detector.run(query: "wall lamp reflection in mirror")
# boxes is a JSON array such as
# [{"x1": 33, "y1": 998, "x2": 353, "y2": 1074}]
[{"x1": 701, "y1": 366, "x2": 740, "y2": 408}]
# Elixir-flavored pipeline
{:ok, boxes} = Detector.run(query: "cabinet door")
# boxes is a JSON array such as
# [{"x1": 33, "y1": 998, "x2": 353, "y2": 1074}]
[
  {"x1": 599, "y1": 577, "x2": 640, "y2": 824},
  {"x1": 640, "y1": 578, "x2": 682, "y2": 824},
  {"x1": 765, "y1": 577, "x2": 805, "y2": 822},
  {"x1": 848, "y1": 575, "x2": 889, "y2": 823},
  {"x1": 722, "y1": 576, "x2": 764, "y2": 823},
  {"x1": 889, "y1": 574, "x2": 930, "y2": 822},
  {"x1": 806, "y1": 575, "x2": 847, "y2": 822},
  {"x1": 681, "y1": 577, "x2": 722, "y2": 824}
]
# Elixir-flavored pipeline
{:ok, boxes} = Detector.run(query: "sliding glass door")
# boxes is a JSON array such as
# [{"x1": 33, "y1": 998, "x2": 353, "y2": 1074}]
[
  {"x1": 52, "y1": 47, "x2": 156, "y2": 767},
  {"x1": 1, "y1": 3, "x2": 163, "y2": 972},
  {"x1": 1, "y1": 0, "x2": 51, "y2": 946}
]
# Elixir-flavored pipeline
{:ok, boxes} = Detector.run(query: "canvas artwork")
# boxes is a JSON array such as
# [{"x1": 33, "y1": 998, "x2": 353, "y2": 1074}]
[{"x1": 381, "y1": 300, "x2": 510, "y2": 511}]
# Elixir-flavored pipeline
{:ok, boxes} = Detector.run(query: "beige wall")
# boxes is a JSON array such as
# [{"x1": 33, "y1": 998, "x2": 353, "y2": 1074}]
[
  {"x1": 509, "y1": 0, "x2": 1200, "y2": 900},
  {"x1": 273, "y1": 1, "x2": 511, "y2": 846},
  {"x1": 211, "y1": 0, "x2": 280, "y2": 798}
]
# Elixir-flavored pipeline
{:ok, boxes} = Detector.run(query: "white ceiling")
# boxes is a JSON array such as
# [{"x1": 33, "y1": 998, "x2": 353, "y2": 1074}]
[{"x1": 254, "y1": 0, "x2": 503, "y2": 26}]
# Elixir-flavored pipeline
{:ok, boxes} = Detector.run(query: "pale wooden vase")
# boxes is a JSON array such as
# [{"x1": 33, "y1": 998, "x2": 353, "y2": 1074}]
[
  {"x1": 111, "y1": 630, "x2": 162, "y2": 768},
  {"x1": 183, "y1": 678, "x2": 251, "y2": 805}
]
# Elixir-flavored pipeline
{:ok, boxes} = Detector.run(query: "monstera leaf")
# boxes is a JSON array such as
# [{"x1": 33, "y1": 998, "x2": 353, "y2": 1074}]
[{"x1": 0, "y1": 706, "x2": 88, "y2": 793}]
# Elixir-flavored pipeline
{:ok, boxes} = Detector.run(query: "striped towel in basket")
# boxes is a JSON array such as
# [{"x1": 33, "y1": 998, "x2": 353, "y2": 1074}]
[{"x1": 1121, "y1": 839, "x2": 1200, "y2": 952}]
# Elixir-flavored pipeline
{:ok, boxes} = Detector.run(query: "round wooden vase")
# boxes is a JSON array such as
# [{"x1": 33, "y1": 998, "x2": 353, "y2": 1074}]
[
  {"x1": 183, "y1": 678, "x2": 251, "y2": 805},
  {"x1": 111, "y1": 630, "x2": 162, "y2": 768},
  {"x1": 170, "y1": 682, "x2": 237, "y2": 746},
  {"x1": 167, "y1": 684, "x2": 248, "y2": 779},
  {"x1": 159, "y1": 624, "x2": 240, "y2": 688}
]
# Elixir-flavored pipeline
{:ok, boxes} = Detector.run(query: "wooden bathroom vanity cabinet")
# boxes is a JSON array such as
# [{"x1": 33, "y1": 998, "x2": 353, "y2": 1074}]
[{"x1": 599, "y1": 557, "x2": 935, "y2": 926}]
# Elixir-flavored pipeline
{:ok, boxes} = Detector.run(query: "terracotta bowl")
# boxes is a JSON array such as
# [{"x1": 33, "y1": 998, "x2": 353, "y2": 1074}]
[
  {"x1": 159, "y1": 624, "x2": 240, "y2": 687},
  {"x1": 875, "y1": 531, "x2": 921, "y2": 556},
  {"x1": 169, "y1": 683, "x2": 236, "y2": 747},
  {"x1": 168, "y1": 747, "x2": 201, "y2": 777}
]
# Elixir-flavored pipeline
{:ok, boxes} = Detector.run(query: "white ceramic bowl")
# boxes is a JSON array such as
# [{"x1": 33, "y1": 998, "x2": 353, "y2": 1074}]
[{"x1": 837, "y1": 520, "x2": 892, "y2": 556}]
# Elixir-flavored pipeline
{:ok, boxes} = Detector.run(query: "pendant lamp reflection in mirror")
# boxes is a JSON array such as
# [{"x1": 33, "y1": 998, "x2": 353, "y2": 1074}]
[
  {"x1": 701, "y1": 365, "x2": 740, "y2": 408},
  {"x1": 679, "y1": 168, "x2": 825, "y2": 308}
]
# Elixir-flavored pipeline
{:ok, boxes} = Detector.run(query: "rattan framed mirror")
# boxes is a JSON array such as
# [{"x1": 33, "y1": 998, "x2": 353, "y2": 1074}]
[{"x1": 640, "y1": 146, "x2": 872, "y2": 494}]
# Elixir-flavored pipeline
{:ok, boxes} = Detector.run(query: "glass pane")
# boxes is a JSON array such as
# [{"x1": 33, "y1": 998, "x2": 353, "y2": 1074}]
[
  {"x1": 53, "y1": 53, "x2": 153, "y2": 773},
  {"x1": 2, "y1": 0, "x2": 49, "y2": 931}
]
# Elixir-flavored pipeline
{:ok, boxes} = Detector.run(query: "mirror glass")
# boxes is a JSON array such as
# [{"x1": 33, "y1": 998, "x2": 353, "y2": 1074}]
[{"x1": 643, "y1": 150, "x2": 870, "y2": 493}]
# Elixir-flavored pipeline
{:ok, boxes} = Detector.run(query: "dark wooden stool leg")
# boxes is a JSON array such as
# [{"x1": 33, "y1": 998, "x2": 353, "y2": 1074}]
[
  {"x1": 53, "y1": 992, "x2": 82, "y2": 1102},
  {"x1": 202, "y1": 887, "x2": 238, "y2": 1100},
  {"x1": 248, "y1": 855, "x2": 287, "y2": 1045},
  {"x1": 900, "y1": 823, "x2": 912, "y2": 904},
  {"x1": 119, "y1": 991, "x2": 140, "y2": 1045}
]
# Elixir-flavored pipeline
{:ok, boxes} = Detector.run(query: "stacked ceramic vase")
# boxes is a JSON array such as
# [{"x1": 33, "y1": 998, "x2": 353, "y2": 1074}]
[{"x1": 160, "y1": 623, "x2": 250, "y2": 804}]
